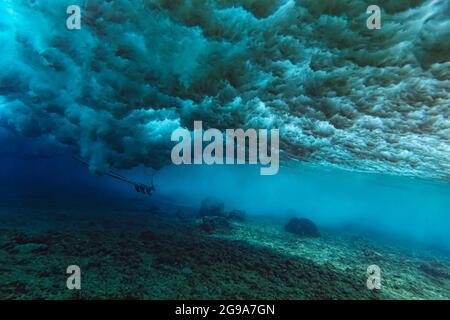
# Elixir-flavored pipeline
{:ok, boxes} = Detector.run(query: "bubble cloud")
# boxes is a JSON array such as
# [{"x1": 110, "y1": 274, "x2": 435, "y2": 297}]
[{"x1": 0, "y1": 0, "x2": 449, "y2": 178}]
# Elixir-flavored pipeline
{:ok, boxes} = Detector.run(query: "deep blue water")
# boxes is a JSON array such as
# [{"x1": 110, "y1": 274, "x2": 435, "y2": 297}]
[{"x1": 1, "y1": 130, "x2": 449, "y2": 252}]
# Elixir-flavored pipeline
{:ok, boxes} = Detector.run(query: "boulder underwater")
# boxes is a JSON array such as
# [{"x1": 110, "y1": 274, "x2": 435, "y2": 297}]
[
  {"x1": 197, "y1": 197, "x2": 247, "y2": 233},
  {"x1": 198, "y1": 197, "x2": 226, "y2": 218},
  {"x1": 285, "y1": 217, "x2": 320, "y2": 238},
  {"x1": 200, "y1": 216, "x2": 230, "y2": 234}
]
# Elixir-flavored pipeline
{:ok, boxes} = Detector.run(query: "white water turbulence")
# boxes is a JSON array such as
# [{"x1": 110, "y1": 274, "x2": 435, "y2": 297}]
[
  {"x1": 0, "y1": 0, "x2": 449, "y2": 253},
  {"x1": 0, "y1": 0, "x2": 449, "y2": 179},
  {"x1": 1, "y1": 1, "x2": 450, "y2": 301}
]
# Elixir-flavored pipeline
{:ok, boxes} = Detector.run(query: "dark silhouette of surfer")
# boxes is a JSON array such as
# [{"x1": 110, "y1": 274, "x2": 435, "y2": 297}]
[{"x1": 73, "y1": 156, "x2": 155, "y2": 196}]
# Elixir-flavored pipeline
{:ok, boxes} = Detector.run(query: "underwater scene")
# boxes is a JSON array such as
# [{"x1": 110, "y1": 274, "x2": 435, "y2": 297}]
[{"x1": 0, "y1": 0, "x2": 449, "y2": 300}]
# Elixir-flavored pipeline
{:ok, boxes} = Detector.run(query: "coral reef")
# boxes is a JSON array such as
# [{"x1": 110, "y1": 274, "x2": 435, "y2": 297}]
[
  {"x1": 198, "y1": 197, "x2": 226, "y2": 218},
  {"x1": 285, "y1": 218, "x2": 320, "y2": 238},
  {"x1": 198, "y1": 198, "x2": 246, "y2": 233},
  {"x1": 0, "y1": 199, "x2": 448, "y2": 300},
  {"x1": 200, "y1": 216, "x2": 230, "y2": 234}
]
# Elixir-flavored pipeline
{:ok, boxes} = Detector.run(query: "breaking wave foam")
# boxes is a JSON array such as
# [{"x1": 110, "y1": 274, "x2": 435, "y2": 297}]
[{"x1": 0, "y1": 0, "x2": 449, "y2": 179}]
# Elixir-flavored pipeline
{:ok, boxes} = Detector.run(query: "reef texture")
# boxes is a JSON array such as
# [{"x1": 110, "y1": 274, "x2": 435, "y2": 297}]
[{"x1": 0, "y1": 197, "x2": 448, "y2": 300}]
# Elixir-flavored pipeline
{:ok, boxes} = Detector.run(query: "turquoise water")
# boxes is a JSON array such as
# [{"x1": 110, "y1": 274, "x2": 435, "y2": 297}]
[
  {"x1": 0, "y1": 142, "x2": 449, "y2": 299},
  {"x1": 2, "y1": 151, "x2": 449, "y2": 251},
  {"x1": 139, "y1": 164, "x2": 450, "y2": 250},
  {"x1": 0, "y1": 0, "x2": 449, "y2": 299}
]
